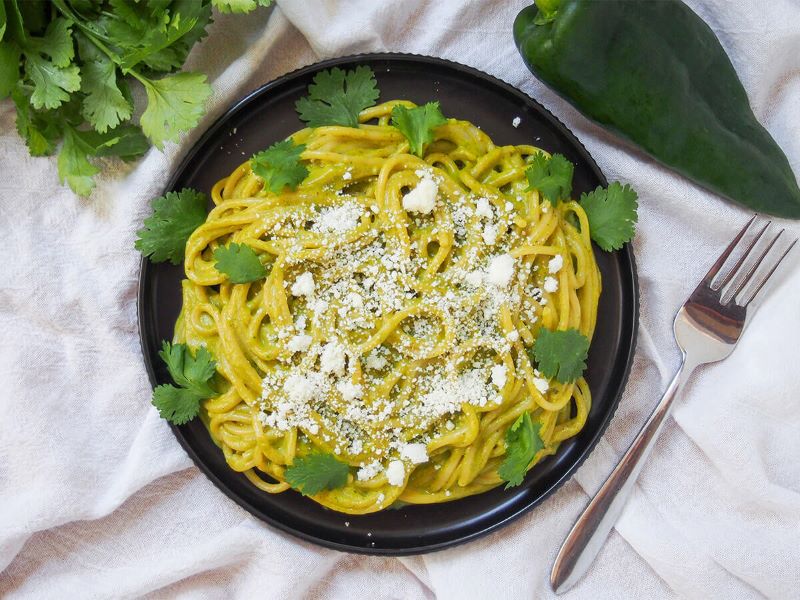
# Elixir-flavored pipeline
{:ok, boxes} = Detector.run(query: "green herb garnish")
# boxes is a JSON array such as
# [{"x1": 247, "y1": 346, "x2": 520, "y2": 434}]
[
  {"x1": 531, "y1": 328, "x2": 590, "y2": 383},
  {"x1": 579, "y1": 182, "x2": 639, "y2": 251},
  {"x1": 525, "y1": 152, "x2": 574, "y2": 205},
  {"x1": 285, "y1": 453, "x2": 350, "y2": 496},
  {"x1": 250, "y1": 139, "x2": 308, "y2": 193},
  {"x1": 498, "y1": 413, "x2": 545, "y2": 488},
  {"x1": 213, "y1": 243, "x2": 268, "y2": 284},
  {"x1": 391, "y1": 102, "x2": 447, "y2": 157},
  {"x1": 135, "y1": 188, "x2": 208, "y2": 265},
  {"x1": 295, "y1": 66, "x2": 380, "y2": 128},
  {"x1": 152, "y1": 342, "x2": 217, "y2": 425}
]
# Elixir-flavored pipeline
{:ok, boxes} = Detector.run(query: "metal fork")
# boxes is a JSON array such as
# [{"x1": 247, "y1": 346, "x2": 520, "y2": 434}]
[{"x1": 551, "y1": 216, "x2": 797, "y2": 593}]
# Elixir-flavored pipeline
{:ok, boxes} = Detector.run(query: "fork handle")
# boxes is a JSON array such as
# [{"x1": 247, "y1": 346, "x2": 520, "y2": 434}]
[{"x1": 550, "y1": 357, "x2": 697, "y2": 594}]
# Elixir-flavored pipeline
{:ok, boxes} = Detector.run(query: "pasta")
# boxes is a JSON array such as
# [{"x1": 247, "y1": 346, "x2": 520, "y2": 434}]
[{"x1": 174, "y1": 100, "x2": 601, "y2": 514}]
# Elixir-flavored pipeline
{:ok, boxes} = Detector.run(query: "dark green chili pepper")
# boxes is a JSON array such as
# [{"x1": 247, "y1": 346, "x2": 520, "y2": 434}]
[{"x1": 514, "y1": 0, "x2": 800, "y2": 219}]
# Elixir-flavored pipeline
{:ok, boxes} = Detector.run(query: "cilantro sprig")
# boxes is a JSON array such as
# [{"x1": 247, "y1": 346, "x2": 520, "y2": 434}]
[
  {"x1": 531, "y1": 328, "x2": 590, "y2": 383},
  {"x1": 295, "y1": 66, "x2": 380, "y2": 128},
  {"x1": 391, "y1": 102, "x2": 448, "y2": 157},
  {"x1": 213, "y1": 243, "x2": 268, "y2": 283},
  {"x1": 525, "y1": 152, "x2": 574, "y2": 205},
  {"x1": 135, "y1": 188, "x2": 208, "y2": 265},
  {"x1": 250, "y1": 139, "x2": 309, "y2": 193},
  {"x1": 0, "y1": 0, "x2": 270, "y2": 196},
  {"x1": 498, "y1": 412, "x2": 545, "y2": 488},
  {"x1": 285, "y1": 453, "x2": 350, "y2": 496},
  {"x1": 152, "y1": 342, "x2": 217, "y2": 425},
  {"x1": 579, "y1": 182, "x2": 639, "y2": 251}
]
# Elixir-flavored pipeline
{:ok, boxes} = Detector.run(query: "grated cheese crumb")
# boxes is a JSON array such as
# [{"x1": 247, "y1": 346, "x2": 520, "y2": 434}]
[
  {"x1": 548, "y1": 254, "x2": 564, "y2": 274},
  {"x1": 287, "y1": 334, "x2": 312, "y2": 353},
  {"x1": 320, "y1": 342, "x2": 346, "y2": 375},
  {"x1": 400, "y1": 443, "x2": 429, "y2": 464},
  {"x1": 543, "y1": 276, "x2": 559, "y2": 293},
  {"x1": 482, "y1": 223, "x2": 498, "y2": 246},
  {"x1": 487, "y1": 254, "x2": 515, "y2": 288},
  {"x1": 512, "y1": 116, "x2": 521, "y2": 128},
  {"x1": 533, "y1": 376, "x2": 550, "y2": 395},
  {"x1": 385, "y1": 460, "x2": 406, "y2": 486},
  {"x1": 475, "y1": 197, "x2": 493, "y2": 219},
  {"x1": 491, "y1": 364, "x2": 508, "y2": 389},
  {"x1": 291, "y1": 272, "x2": 315, "y2": 297},
  {"x1": 402, "y1": 170, "x2": 438, "y2": 214},
  {"x1": 337, "y1": 380, "x2": 363, "y2": 402}
]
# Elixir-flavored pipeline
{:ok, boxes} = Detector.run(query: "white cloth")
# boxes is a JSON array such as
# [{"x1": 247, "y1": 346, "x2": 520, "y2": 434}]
[{"x1": 1, "y1": 1, "x2": 799, "y2": 597}]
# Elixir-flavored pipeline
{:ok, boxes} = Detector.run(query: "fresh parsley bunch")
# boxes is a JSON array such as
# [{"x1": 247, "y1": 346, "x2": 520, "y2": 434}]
[{"x1": 0, "y1": 0, "x2": 271, "y2": 196}]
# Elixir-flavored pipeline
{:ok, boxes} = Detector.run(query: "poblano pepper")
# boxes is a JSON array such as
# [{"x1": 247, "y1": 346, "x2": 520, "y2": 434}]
[{"x1": 514, "y1": 0, "x2": 800, "y2": 219}]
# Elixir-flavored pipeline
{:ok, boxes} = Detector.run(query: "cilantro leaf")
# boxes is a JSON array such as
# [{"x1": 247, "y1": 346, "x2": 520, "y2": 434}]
[
  {"x1": 213, "y1": 243, "x2": 268, "y2": 284},
  {"x1": 250, "y1": 139, "x2": 308, "y2": 193},
  {"x1": 391, "y1": 102, "x2": 447, "y2": 157},
  {"x1": 135, "y1": 188, "x2": 208, "y2": 264},
  {"x1": 11, "y1": 87, "x2": 60, "y2": 156},
  {"x1": 525, "y1": 152, "x2": 574, "y2": 205},
  {"x1": 139, "y1": 72, "x2": 212, "y2": 149},
  {"x1": 152, "y1": 385, "x2": 204, "y2": 425},
  {"x1": 159, "y1": 341, "x2": 217, "y2": 398},
  {"x1": 531, "y1": 328, "x2": 590, "y2": 383},
  {"x1": 58, "y1": 127, "x2": 99, "y2": 196},
  {"x1": 25, "y1": 53, "x2": 81, "y2": 110},
  {"x1": 295, "y1": 66, "x2": 379, "y2": 128},
  {"x1": 27, "y1": 17, "x2": 75, "y2": 68},
  {"x1": 285, "y1": 453, "x2": 350, "y2": 496},
  {"x1": 92, "y1": 123, "x2": 149, "y2": 160},
  {"x1": 81, "y1": 57, "x2": 132, "y2": 133},
  {"x1": 498, "y1": 412, "x2": 544, "y2": 488},
  {"x1": 579, "y1": 182, "x2": 639, "y2": 251},
  {"x1": 213, "y1": 0, "x2": 273, "y2": 13},
  {"x1": 0, "y1": 42, "x2": 21, "y2": 99},
  {"x1": 152, "y1": 341, "x2": 217, "y2": 425}
]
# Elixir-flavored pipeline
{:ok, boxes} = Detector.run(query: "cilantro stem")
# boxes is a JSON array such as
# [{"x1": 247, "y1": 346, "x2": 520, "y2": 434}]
[{"x1": 51, "y1": 0, "x2": 121, "y2": 67}]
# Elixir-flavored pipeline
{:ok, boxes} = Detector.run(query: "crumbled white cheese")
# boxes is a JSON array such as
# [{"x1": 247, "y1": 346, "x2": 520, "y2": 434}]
[
  {"x1": 506, "y1": 330, "x2": 520, "y2": 342},
  {"x1": 320, "y1": 342, "x2": 346, "y2": 375},
  {"x1": 283, "y1": 374, "x2": 319, "y2": 404},
  {"x1": 475, "y1": 197, "x2": 493, "y2": 219},
  {"x1": 337, "y1": 380, "x2": 363, "y2": 402},
  {"x1": 505, "y1": 201, "x2": 514, "y2": 212},
  {"x1": 287, "y1": 334, "x2": 312, "y2": 353},
  {"x1": 533, "y1": 376, "x2": 550, "y2": 394},
  {"x1": 312, "y1": 201, "x2": 362, "y2": 233},
  {"x1": 376, "y1": 492, "x2": 385, "y2": 504},
  {"x1": 357, "y1": 460, "x2": 382, "y2": 481},
  {"x1": 491, "y1": 364, "x2": 508, "y2": 389},
  {"x1": 487, "y1": 254, "x2": 515, "y2": 288},
  {"x1": 385, "y1": 460, "x2": 406, "y2": 486},
  {"x1": 402, "y1": 171, "x2": 438, "y2": 214},
  {"x1": 445, "y1": 420, "x2": 455, "y2": 431},
  {"x1": 512, "y1": 116, "x2": 521, "y2": 128},
  {"x1": 400, "y1": 443, "x2": 429, "y2": 464},
  {"x1": 543, "y1": 276, "x2": 559, "y2": 293},
  {"x1": 291, "y1": 272, "x2": 315, "y2": 297},
  {"x1": 482, "y1": 223, "x2": 498, "y2": 246},
  {"x1": 342, "y1": 169, "x2": 353, "y2": 181},
  {"x1": 365, "y1": 353, "x2": 387, "y2": 371},
  {"x1": 464, "y1": 269, "x2": 484, "y2": 288},
  {"x1": 548, "y1": 254, "x2": 564, "y2": 274}
]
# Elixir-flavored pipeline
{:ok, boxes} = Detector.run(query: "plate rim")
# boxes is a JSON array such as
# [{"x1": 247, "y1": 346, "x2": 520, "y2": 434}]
[{"x1": 137, "y1": 51, "x2": 639, "y2": 555}]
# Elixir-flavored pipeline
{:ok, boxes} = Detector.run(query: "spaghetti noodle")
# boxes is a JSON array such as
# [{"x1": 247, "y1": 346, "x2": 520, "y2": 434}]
[{"x1": 175, "y1": 101, "x2": 601, "y2": 514}]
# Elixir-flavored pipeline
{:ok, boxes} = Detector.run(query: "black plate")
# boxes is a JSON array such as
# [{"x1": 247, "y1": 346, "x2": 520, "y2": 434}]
[{"x1": 138, "y1": 53, "x2": 638, "y2": 555}]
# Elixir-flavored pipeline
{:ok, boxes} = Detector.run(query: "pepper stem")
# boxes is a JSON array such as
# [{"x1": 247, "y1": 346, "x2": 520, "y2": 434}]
[{"x1": 534, "y1": 0, "x2": 561, "y2": 23}]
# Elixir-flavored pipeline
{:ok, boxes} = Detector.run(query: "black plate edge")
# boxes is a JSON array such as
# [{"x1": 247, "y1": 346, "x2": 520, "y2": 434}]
[{"x1": 136, "y1": 52, "x2": 640, "y2": 556}]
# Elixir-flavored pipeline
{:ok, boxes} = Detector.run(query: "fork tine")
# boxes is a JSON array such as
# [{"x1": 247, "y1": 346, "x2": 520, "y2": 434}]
[
  {"x1": 702, "y1": 215, "x2": 756, "y2": 287},
  {"x1": 740, "y1": 237, "x2": 798, "y2": 307},
  {"x1": 713, "y1": 220, "x2": 770, "y2": 290},
  {"x1": 725, "y1": 228, "x2": 784, "y2": 303}
]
